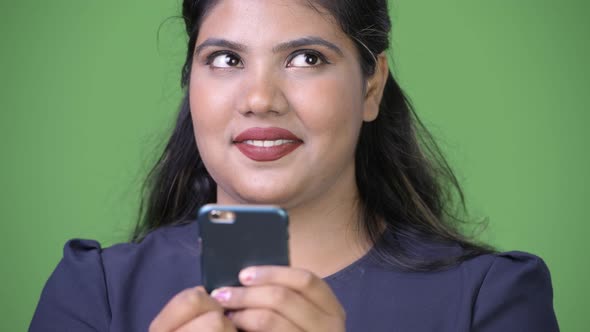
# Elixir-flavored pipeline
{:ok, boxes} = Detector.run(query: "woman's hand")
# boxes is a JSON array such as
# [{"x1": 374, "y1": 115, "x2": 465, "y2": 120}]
[
  {"x1": 149, "y1": 286, "x2": 237, "y2": 332},
  {"x1": 210, "y1": 266, "x2": 346, "y2": 332}
]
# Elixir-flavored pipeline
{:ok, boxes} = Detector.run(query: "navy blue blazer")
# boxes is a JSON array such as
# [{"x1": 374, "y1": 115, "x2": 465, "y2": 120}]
[{"x1": 30, "y1": 222, "x2": 559, "y2": 331}]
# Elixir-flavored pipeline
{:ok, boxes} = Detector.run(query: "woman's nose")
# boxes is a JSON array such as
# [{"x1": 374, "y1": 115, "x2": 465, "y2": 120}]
[{"x1": 237, "y1": 68, "x2": 289, "y2": 117}]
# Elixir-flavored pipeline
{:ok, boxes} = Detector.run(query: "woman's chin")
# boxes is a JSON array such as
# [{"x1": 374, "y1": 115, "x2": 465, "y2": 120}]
[{"x1": 218, "y1": 184, "x2": 302, "y2": 208}]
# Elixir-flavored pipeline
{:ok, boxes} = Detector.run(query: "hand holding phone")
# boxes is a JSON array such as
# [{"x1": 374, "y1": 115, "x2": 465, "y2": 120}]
[{"x1": 198, "y1": 204, "x2": 290, "y2": 293}]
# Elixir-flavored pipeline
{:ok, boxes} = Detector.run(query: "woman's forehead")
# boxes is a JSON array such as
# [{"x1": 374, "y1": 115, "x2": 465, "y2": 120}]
[{"x1": 196, "y1": 0, "x2": 343, "y2": 46}]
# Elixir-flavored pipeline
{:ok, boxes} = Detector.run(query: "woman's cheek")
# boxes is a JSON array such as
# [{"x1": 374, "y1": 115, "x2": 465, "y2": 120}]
[
  {"x1": 290, "y1": 75, "x2": 364, "y2": 133},
  {"x1": 190, "y1": 78, "x2": 237, "y2": 133}
]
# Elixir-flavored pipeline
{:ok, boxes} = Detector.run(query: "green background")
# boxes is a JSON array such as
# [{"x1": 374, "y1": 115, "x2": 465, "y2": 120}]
[{"x1": 1, "y1": 0, "x2": 588, "y2": 330}]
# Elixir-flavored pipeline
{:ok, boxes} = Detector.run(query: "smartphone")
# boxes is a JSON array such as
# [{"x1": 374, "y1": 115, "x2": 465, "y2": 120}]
[{"x1": 198, "y1": 204, "x2": 290, "y2": 293}]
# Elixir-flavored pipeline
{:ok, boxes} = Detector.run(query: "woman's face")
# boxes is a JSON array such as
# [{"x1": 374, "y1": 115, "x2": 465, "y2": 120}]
[{"x1": 189, "y1": 0, "x2": 379, "y2": 208}]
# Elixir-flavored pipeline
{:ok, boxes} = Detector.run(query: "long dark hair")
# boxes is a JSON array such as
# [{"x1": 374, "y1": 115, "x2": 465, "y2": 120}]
[{"x1": 132, "y1": 0, "x2": 494, "y2": 271}]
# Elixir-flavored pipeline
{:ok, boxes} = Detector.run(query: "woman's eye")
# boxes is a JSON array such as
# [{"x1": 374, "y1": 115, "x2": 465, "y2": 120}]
[
  {"x1": 288, "y1": 52, "x2": 324, "y2": 67},
  {"x1": 208, "y1": 53, "x2": 243, "y2": 68}
]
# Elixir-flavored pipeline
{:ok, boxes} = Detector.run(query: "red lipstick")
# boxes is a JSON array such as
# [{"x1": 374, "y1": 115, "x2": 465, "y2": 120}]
[{"x1": 233, "y1": 127, "x2": 303, "y2": 162}]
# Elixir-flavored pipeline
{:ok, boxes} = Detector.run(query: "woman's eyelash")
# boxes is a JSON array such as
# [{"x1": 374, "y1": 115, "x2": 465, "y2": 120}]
[
  {"x1": 202, "y1": 49, "x2": 330, "y2": 67},
  {"x1": 288, "y1": 50, "x2": 331, "y2": 66},
  {"x1": 204, "y1": 50, "x2": 241, "y2": 65}
]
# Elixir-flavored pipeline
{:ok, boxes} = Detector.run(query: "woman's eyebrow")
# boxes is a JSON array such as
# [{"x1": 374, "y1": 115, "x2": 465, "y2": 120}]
[
  {"x1": 273, "y1": 37, "x2": 343, "y2": 56},
  {"x1": 194, "y1": 38, "x2": 247, "y2": 56},
  {"x1": 194, "y1": 37, "x2": 344, "y2": 57}
]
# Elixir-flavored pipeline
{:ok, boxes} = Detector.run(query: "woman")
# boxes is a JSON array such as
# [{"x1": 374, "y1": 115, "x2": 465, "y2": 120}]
[{"x1": 30, "y1": 0, "x2": 559, "y2": 331}]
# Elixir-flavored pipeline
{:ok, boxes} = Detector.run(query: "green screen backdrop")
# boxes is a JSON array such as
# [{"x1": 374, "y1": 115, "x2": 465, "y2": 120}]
[{"x1": 1, "y1": 0, "x2": 588, "y2": 330}]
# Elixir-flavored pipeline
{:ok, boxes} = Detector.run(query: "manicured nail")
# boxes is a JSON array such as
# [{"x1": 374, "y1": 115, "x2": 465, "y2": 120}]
[
  {"x1": 211, "y1": 288, "x2": 231, "y2": 303},
  {"x1": 239, "y1": 268, "x2": 256, "y2": 284}
]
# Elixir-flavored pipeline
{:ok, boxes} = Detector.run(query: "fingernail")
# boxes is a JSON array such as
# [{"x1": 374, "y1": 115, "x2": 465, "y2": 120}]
[
  {"x1": 239, "y1": 268, "x2": 256, "y2": 284},
  {"x1": 211, "y1": 288, "x2": 231, "y2": 303}
]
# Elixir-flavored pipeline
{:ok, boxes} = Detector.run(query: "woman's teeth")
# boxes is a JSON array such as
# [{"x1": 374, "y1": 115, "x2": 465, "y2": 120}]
[{"x1": 243, "y1": 139, "x2": 295, "y2": 147}]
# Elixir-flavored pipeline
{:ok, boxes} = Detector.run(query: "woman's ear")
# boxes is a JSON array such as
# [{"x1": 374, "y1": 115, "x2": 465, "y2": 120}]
[{"x1": 362, "y1": 53, "x2": 389, "y2": 122}]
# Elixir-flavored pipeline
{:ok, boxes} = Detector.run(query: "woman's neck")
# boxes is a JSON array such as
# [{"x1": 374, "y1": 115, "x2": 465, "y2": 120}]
[
  {"x1": 286, "y1": 186, "x2": 372, "y2": 278},
  {"x1": 215, "y1": 168, "x2": 374, "y2": 278}
]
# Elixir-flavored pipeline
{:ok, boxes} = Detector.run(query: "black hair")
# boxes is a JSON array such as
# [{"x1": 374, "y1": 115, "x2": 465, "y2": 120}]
[{"x1": 132, "y1": 0, "x2": 494, "y2": 271}]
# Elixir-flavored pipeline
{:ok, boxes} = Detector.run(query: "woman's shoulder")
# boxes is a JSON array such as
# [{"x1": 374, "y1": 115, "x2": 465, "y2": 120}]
[
  {"x1": 63, "y1": 221, "x2": 199, "y2": 262},
  {"x1": 458, "y1": 250, "x2": 559, "y2": 331},
  {"x1": 55, "y1": 221, "x2": 202, "y2": 290},
  {"x1": 328, "y1": 246, "x2": 559, "y2": 331},
  {"x1": 30, "y1": 222, "x2": 201, "y2": 331},
  {"x1": 367, "y1": 245, "x2": 553, "y2": 291},
  {"x1": 459, "y1": 250, "x2": 551, "y2": 281},
  {"x1": 434, "y1": 249, "x2": 555, "y2": 304}
]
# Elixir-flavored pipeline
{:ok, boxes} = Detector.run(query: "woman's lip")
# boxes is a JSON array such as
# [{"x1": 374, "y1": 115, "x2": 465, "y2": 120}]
[
  {"x1": 235, "y1": 142, "x2": 302, "y2": 162},
  {"x1": 234, "y1": 127, "x2": 302, "y2": 142},
  {"x1": 233, "y1": 127, "x2": 303, "y2": 162}
]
